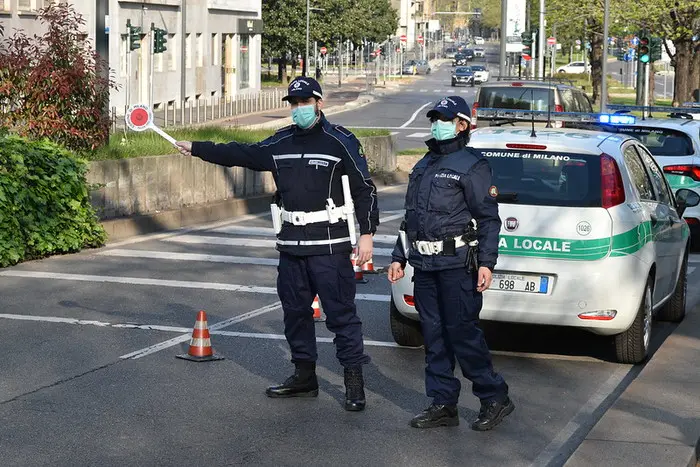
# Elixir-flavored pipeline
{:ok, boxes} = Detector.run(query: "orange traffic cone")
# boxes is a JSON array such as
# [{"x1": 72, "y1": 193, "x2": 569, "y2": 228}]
[
  {"x1": 351, "y1": 250, "x2": 368, "y2": 284},
  {"x1": 176, "y1": 310, "x2": 225, "y2": 362},
  {"x1": 312, "y1": 295, "x2": 326, "y2": 322},
  {"x1": 361, "y1": 256, "x2": 376, "y2": 274}
]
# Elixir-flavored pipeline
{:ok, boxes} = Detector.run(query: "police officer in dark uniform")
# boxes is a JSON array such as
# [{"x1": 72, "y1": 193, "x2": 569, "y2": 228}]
[
  {"x1": 175, "y1": 77, "x2": 379, "y2": 412},
  {"x1": 387, "y1": 96, "x2": 514, "y2": 430}
]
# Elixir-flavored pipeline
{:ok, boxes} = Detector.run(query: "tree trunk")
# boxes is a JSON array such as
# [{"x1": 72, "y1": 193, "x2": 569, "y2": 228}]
[
  {"x1": 278, "y1": 57, "x2": 289, "y2": 86},
  {"x1": 588, "y1": 19, "x2": 603, "y2": 104},
  {"x1": 692, "y1": 42, "x2": 700, "y2": 102},
  {"x1": 672, "y1": 39, "x2": 693, "y2": 106}
]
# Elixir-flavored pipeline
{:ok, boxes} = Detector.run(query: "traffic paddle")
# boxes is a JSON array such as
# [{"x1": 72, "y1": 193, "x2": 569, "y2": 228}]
[{"x1": 125, "y1": 104, "x2": 177, "y2": 146}]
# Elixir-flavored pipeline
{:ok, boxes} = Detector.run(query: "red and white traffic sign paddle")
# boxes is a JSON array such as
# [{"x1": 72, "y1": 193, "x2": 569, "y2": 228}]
[
  {"x1": 547, "y1": 37, "x2": 556, "y2": 46},
  {"x1": 400, "y1": 35, "x2": 407, "y2": 43},
  {"x1": 125, "y1": 104, "x2": 177, "y2": 146},
  {"x1": 417, "y1": 35, "x2": 424, "y2": 44},
  {"x1": 320, "y1": 46, "x2": 327, "y2": 55}
]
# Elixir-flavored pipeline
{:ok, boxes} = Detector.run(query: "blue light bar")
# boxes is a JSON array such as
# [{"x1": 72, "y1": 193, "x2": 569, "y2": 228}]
[{"x1": 599, "y1": 114, "x2": 636, "y2": 125}]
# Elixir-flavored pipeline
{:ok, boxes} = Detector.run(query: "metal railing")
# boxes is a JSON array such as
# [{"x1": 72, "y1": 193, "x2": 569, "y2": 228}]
[{"x1": 111, "y1": 88, "x2": 289, "y2": 132}]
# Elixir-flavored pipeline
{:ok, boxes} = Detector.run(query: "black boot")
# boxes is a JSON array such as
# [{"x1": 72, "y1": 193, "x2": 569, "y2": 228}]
[
  {"x1": 265, "y1": 362, "x2": 319, "y2": 398},
  {"x1": 410, "y1": 404, "x2": 459, "y2": 428},
  {"x1": 343, "y1": 366, "x2": 366, "y2": 411},
  {"x1": 471, "y1": 396, "x2": 514, "y2": 431}
]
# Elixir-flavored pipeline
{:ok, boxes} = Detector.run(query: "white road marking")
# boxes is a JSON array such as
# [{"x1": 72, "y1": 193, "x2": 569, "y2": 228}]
[
  {"x1": 120, "y1": 302, "x2": 283, "y2": 359},
  {"x1": 689, "y1": 266, "x2": 696, "y2": 274},
  {"x1": 99, "y1": 249, "x2": 280, "y2": 266},
  {"x1": 379, "y1": 213, "x2": 405, "y2": 223},
  {"x1": 390, "y1": 131, "x2": 399, "y2": 136},
  {"x1": 529, "y1": 365, "x2": 634, "y2": 467},
  {"x1": 0, "y1": 271, "x2": 392, "y2": 301},
  {"x1": 688, "y1": 255, "x2": 700, "y2": 263},
  {"x1": 419, "y1": 89, "x2": 428, "y2": 92},
  {"x1": 161, "y1": 235, "x2": 395, "y2": 256},
  {"x1": 400, "y1": 102, "x2": 433, "y2": 128},
  {"x1": 203, "y1": 226, "x2": 399, "y2": 245},
  {"x1": 406, "y1": 132, "x2": 431, "y2": 138}
]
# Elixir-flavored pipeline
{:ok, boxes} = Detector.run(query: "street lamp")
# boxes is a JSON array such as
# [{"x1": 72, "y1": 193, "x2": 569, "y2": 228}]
[{"x1": 305, "y1": 0, "x2": 324, "y2": 77}]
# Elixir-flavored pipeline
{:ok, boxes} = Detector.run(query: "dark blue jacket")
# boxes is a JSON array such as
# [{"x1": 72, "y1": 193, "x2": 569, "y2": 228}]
[
  {"x1": 191, "y1": 113, "x2": 379, "y2": 256},
  {"x1": 391, "y1": 133, "x2": 501, "y2": 272}
]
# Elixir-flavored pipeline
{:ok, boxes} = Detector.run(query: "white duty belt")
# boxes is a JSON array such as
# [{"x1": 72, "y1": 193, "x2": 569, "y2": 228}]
[
  {"x1": 281, "y1": 199, "x2": 349, "y2": 226},
  {"x1": 413, "y1": 235, "x2": 469, "y2": 256}
]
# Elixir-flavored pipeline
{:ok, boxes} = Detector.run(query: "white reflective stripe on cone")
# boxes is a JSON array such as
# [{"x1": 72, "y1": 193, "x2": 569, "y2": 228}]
[
  {"x1": 194, "y1": 320, "x2": 208, "y2": 329},
  {"x1": 189, "y1": 338, "x2": 211, "y2": 347}
]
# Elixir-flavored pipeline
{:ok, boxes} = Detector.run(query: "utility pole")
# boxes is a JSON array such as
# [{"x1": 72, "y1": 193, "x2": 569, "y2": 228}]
[
  {"x1": 538, "y1": 0, "x2": 545, "y2": 79},
  {"x1": 95, "y1": 0, "x2": 109, "y2": 120},
  {"x1": 600, "y1": 0, "x2": 610, "y2": 112},
  {"x1": 499, "y1": 0, "x2": 507, "y2": 78},
  {"x1": 180, "y1": 0, "x2": 187, "y2": 120},
  {"x1": 304, "y1": 0, "x2": 310, "y2": 76}
]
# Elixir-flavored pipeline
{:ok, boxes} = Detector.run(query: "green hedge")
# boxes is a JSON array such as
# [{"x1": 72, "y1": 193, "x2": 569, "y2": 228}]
[{"x1": 0, "y1": 134, "x2": 106, "y2": 267}]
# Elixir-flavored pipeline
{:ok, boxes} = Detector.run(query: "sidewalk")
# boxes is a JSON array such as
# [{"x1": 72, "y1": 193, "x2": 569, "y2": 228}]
[{"x1": 565, "y1": 305, "x2": 700, "y2": 467}]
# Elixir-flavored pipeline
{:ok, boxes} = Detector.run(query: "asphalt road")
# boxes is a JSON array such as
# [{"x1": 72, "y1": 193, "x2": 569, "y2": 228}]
[
  {"x1": 2, "y1": 185, "x2": 700, "y2": 466},
  {"x1": 330, "y1": 43, "x2": 503, "y2": 152}
]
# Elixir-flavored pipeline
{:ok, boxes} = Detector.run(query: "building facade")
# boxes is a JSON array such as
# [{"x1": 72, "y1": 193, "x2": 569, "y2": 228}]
[{"x1": 0, "y1": 0, "x2": 263, "y2": 112}]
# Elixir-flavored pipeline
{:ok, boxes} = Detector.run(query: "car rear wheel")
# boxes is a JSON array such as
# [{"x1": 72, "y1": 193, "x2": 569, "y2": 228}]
[
  {"x1": 657, "y1": 254, "x2": 687, "y2": 322},
  {"x1": 614, "y1": 279, "x2": 652, "y2": 364},
  {"x1": 389, "y1": 298, "x2": 423, "y2": 347}
]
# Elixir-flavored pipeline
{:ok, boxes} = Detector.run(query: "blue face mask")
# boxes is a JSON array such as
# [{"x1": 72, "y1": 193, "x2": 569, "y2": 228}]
[
  {"x1": 292, "y1": 104, "x2": 318, "y2": 129},
  {"x1": 431, "y1": 120, "x2": 457, "y2": 141}
]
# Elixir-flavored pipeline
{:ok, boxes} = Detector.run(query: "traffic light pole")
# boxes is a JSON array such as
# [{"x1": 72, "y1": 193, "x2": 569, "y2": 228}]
[
  {"x1": 600, "y1": 0, "x2": 610, "y2": 112},
  {"x1": 499, "y1": 0, "x2": 507, "y2": 79},
  {"x1": 150, "y1": 23, "x2": 155, "y2": 110}
]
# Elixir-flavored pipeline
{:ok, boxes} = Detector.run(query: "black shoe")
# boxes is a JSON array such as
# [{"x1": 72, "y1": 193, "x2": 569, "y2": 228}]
[
  {"x1": 265, "y1": 362, "x2": 319, "y2": 398},
  {"x1": 471, "y1": 396, "x2": 514, "y2": 431},
  {"x1": 344, "y1": 366, "x2": 366, "y2": 411},
  {"x1": 410, "y1": 404, "x2": 459, "y2": 428}
]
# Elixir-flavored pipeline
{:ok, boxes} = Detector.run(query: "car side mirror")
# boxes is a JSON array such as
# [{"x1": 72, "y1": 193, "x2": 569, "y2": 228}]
[{"x1": 675, "y1": 188, "x2": 700, "y2": 217}]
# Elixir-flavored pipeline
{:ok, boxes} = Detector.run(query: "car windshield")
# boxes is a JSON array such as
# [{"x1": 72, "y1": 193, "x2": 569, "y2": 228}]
[
  {"x1": 609, "y1": 127, "x2": 694, "y2": 156},
  {"x1": 478, "y1": 86, "x2": 555, "y2": 111},
  {"x1": 456, "y1": 67, "x2": 472, "y2": 73},
  {"x1": 477, "y1": 148, "x2": 603, "y2": 207},
  {"x1": 471, "y1": 65, "x2": 486, "y2": 71}
]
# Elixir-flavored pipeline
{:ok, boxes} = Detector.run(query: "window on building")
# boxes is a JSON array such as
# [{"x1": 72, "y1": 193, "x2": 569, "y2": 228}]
[
  {"x1": 168, "y1": 34, "x2": 177, "y2": 71},
  {"x1": 196, "y1": 33, "x2": 203, "y2": 67},
  {"x1": 120, "y1": 34, "x2": 128, "y2": 77},
  {"x1": 239, "y1": 35, "x2": 250, "y2": 90},
  {"x1": 185, "y1": 33, "x2": 192, "y2": 69},
  {"x1": 211, "y1": 33, "x2": 219, "y2": 66},
  {"x1": 0, "y1": 0, "x2": 11, "y2": 12},
  {"x1": 18, "y1": 0, "x2": 43, "y2": 11}
]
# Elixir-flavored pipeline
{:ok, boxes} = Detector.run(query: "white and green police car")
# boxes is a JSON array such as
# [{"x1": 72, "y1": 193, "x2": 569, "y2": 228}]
[
  {"x1": 600, "y1": 105, "x2": 700, "y2": 246},
  {"x1": 390, "y1": 114, "x2": 699, "y2": 364}
]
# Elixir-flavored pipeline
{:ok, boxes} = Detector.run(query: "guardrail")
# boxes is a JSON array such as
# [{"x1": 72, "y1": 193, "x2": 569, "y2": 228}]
[{"x1": 110, "y1": 88, "x2": 289, "y2": 132}]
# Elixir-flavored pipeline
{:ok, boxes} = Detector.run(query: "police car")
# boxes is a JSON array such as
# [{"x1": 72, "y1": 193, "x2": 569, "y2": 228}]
[
  {"x1": 596, "y1": 105, "x2": 700, "y2": 246},
  {"x1": 389, "y1": 109, "x2": 699, "y2": 364}
]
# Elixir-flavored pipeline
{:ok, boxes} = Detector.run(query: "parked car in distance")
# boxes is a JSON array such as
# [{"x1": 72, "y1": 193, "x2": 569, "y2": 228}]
[{"x1": 556, "y1": 61, "x2": 591, "y2": 74}]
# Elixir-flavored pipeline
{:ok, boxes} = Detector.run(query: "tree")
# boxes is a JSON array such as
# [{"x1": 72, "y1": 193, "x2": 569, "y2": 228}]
[
  {"x1": 262, "y1": 0, "x2": 307, "y2": 85},
  {"x1": 0, "y1": 3, "x2": 115, "y2": 152}
]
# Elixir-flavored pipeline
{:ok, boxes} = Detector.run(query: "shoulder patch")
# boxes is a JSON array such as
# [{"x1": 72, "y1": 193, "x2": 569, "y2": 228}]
[{"x1": 488, "y1": 185, "x2": 499, "y2": 197}]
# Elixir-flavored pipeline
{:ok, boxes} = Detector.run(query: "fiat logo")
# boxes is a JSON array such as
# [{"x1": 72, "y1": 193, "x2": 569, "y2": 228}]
[{"x1": 505, "y1": 217, "x2": 519, "y2": 232}]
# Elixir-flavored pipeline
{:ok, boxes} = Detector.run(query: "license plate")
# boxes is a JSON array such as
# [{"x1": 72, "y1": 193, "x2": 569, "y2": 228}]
[{"x1": 492, "y1": 273, "x2": 550, "y2": 294}]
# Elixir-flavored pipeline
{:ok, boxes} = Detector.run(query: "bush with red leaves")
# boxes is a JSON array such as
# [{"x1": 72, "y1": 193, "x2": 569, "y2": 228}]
[{"x1": 0, "y1": 2, "x2": 116, "y2": 152}]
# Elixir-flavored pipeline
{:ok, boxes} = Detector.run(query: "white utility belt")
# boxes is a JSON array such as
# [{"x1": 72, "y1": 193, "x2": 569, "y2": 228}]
[
  {"x1": 281, "y1": 202, "x2": 350, "y2": 226},
  {"x1": 412, "y1": 235, "x2": 471, "y2": 256}
]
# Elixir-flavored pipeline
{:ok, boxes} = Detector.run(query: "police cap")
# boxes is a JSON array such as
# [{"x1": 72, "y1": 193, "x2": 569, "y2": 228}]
[
  {"x1": 427, "y1": 96, "x2": 472, "y2": 122},
  {"x1": 282, "y1": 77, "x2": 323, "y2": 102}
]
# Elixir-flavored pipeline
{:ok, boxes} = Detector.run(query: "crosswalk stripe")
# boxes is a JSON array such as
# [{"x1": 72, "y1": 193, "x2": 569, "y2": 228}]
[
  {"x1": 162, "y1": 235, "x2": 395, "y2": 256},
  {"x1": 0, "y1": 270, "x2": 391, "y2": 302},
  {"x1": 207, "y1": 225, "x2": 399, "y2": 244},
  {"x1": 406, "y1": 132, "x2": 431, "y2": 138},
  {"x1": 689, "y1": 266, "x2": 696, "y2": 274},
  {"x1": 420, "y1": 89, "x2": 427, "y2": 92},
  {"x1": 98, "y1": 249, "x2": 280, "y2": 265}
]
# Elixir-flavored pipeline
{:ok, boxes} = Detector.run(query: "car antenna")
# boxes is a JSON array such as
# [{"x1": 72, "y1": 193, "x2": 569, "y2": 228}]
[
  {"x1": 546, "y1": 70, "x2": 553, "y2": 128},
  {"x1": 530, "y1": 88, "x2": 537, "y2": 137}
]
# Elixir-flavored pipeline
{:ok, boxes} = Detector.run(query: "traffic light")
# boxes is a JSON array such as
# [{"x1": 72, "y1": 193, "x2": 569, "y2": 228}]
[
  {"x1": 127, "y1": 19, "x2": 141, "y2": 51},
  {"x1": 153, "y1": 27, "x2": 168, "y2": 54},
  {"x1": 521, "y1": 31, "x2": 533, "y2": 57},
  {"x1": 379, "y1": 45, "x2": 386, "y2": 56},
  {"x1": 650, "y1": 37, "x2": 662, "y2": 62},
  {"x1": 638, "y1": 35, "x2": 650, "y2": 63}
]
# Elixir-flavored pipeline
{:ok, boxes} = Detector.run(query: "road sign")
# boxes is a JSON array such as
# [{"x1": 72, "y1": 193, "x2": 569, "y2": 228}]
[
  {"x1": 547, "y1": 37, "x2": 556, "y2": 46},
  {"x1": 240, "y1": 45, "x2": 248, "y2": 52},
  {"x1": 623, "y1": 53, "x2": 630, "y2": 62},
  {"x1": 417, "y1": 35, "x2": 424, "y2": 44},
  {"x1": 320, "y1": 46, "x2": 327, "y2": 55},
  {"x1": 522, "y1": 54, "x2": 531, "y2": 61},
  {"x1": 575, "y1": 39, "x2": 581, "y2": 45},
  {"x1": 400, "y1": 35, "x2": 407, "y2": 43},
  {"x1": 125, "y1": 104, "x2": 177, "y2": 146},
  {"x1": 631, "y1": 37, "x2": 639, "y2": 46}
]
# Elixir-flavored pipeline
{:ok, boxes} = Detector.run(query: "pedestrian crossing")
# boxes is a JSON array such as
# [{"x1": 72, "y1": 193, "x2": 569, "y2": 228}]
[{"x1": 403, "y1": 88, "x2": 477, "y2": 94}]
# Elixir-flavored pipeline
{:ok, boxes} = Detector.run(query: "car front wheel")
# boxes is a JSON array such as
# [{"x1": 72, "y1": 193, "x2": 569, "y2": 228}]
[
  {"x1": 389, "y1": 298, "x2": 423, "y2": 347},
  {"x1": 657, "y1": 254, "x2": 687, "y2": 322},
  {"x1": 614, "y1": 279, "x2": 652, "y2": 364}
]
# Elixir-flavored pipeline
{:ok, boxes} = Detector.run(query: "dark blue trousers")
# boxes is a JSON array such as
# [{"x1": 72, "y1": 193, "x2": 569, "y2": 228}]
[
  {"x1": 277, "y1": 252, "x2": 370, "y2": 367},
  {"x1": 414, "y1": 267, "x2": 508, "y2": 405}
]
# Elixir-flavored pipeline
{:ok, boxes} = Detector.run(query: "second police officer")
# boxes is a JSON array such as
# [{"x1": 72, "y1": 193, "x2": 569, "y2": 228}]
[
  {"x1": 387, "y1": 96, "x2": 514, "y2": 431},
  {"x1": 175, "y1": 77, "x2": 379, "y2": 412}
]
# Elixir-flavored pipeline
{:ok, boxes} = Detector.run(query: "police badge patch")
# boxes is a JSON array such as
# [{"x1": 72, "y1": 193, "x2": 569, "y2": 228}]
[{"x1": 489, "y1": 185, "x2": 498, "y2": 197}]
